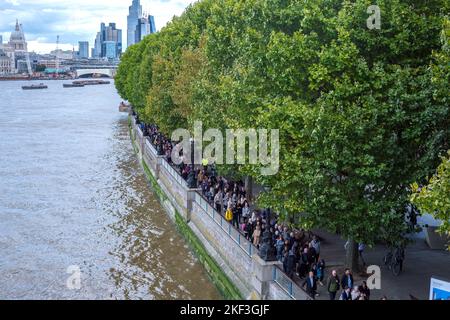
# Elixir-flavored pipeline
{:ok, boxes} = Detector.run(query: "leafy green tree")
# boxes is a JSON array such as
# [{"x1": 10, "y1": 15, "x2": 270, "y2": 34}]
[
  {"x1": 115, "y1": 0, "x2": 449, "y2": 270},
  {"x1": 411, "y1": 152, "x2": 450, "y2": 250}
]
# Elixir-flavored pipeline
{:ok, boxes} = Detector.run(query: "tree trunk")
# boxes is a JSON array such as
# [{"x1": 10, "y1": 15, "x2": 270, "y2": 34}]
[
  {"x1": 345, "y1": 238, "x2": 360, "y2": 273},
  {"x1": 245, "y1": 176, "x2": 253, "y2": 202}
]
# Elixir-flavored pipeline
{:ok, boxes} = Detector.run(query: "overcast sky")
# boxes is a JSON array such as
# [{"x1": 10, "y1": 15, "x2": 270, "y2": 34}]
[{"x1": 0, "y1": 0, "x2": 196, "y2": 53}]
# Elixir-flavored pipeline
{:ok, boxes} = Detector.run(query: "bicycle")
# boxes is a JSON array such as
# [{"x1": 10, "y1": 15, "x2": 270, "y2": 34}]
[{"x1": 383, "y1": 247, "x2": 404, "y2": 276}]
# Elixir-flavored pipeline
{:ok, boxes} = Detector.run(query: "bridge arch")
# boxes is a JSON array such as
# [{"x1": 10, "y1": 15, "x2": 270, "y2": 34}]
[{"x1": 75, "y1": 69, "x2": 115, "y2": 78}]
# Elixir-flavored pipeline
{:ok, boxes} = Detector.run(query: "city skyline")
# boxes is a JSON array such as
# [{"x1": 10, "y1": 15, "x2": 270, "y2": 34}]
[{"x1": 0, "y1": 0, "x2": 196, "y2": 54}]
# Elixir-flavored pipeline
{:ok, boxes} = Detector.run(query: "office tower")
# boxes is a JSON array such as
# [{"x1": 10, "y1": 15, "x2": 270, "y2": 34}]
[
  {"x1": 104, "y1": 41, "x2": 117, "y2": 59},
  {"x1": 95, "y1": 23, "x2": 122, "y2": 59},
  {"x1": 93, "y1": 32, "x2": 102, "y2": 58},
  {"x1": 78, "y1": 41, "x2": 89, "y2": 59},
  {"x1": 127, "y1": 0, "x2": 142, "y2": 48},
  {"x1": 148, "y1": 15, "x2": 156, "y2": 34},
  {"x1": 135, "y1": 15, "x2": 157, "y2": 43}
]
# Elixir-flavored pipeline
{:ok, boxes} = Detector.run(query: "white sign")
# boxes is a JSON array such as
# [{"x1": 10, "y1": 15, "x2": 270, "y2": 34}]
[{"x1": 429, "y1": 277, "x2": 450, "y2": 300}]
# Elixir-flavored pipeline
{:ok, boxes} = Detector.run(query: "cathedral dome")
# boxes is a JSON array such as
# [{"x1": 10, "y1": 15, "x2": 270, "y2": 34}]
[
  {"x1": 8, "y1": 20, "x2": 27, "y2": 51},
  {"x1": 10, "y1": 20, "x2": 26, "y2": 42}
]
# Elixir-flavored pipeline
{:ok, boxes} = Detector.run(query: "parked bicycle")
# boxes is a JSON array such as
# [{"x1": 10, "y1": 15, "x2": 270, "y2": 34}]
[{"x1": 383, "y1": 246, "x2": 405, "y2": 276}]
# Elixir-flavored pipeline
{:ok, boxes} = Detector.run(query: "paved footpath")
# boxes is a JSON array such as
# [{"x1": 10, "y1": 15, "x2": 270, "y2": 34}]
[{"x1": 298, "y1": 230, "x2": 450, "y2": 300}]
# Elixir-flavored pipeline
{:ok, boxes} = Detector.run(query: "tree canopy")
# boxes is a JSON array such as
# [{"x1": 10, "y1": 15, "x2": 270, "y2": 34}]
[{"x1": 116, "y1": 0, "x2": 449, "y2": 258}]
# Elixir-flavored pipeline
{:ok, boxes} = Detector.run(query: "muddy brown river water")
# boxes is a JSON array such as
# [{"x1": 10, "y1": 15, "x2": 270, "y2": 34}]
[{"x1": 0, "y1": 80, "x2": 220, "y2": 300}]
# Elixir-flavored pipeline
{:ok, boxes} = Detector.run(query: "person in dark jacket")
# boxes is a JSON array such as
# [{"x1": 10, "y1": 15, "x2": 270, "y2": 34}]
[
  {"x1": 340, "y1": 286, "x2": 352, "y2": 300},
  {"x1": 298, "y1": 247, "x2": 310, "y2": 279},
  {"x1": 316, "y1": 259, "x2": 326, "y2": 286},
  {"x1": 341, "y1": 269, "x2": 354, "y2": 291},
  {"x1": 360, "y1": 281, "x2": 371, "y2": 300},
  {"x1": 286, "y1": 248, "x2": 296, "y2": 278},
  {"x1": 308, "y1": 243, "x2": 317, "y2": 264},
  {"x1": 302, "y1": 271, "x2": 318, "y2": 299},
  {"x1": 327, "y1": 270, "x2": 340, "y2": 300}
]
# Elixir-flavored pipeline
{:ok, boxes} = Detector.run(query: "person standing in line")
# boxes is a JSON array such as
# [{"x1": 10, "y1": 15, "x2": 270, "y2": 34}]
[
  {"x1": 340, "y1": 286, "x2": 352, "y2": 301},
  {"x1": 311, "y1": 235, "x2": 321, "y2": 263},
  {"x1": 242, "y1": 201, "x2": 250, "y2": 219},
  {"x1": 316, "y1": 259, "x2": 326, "y2": 286},
  {"x1": 286, "y1": 247, "x2": 296, "y2": 279},
  {"x1": 360, "y1": 281, "x2": 371, "y2": 300},
  {"x1": 252, "y1": 221, "x2": 262, "y2": 247},
  {"x1": 302, "y1": 271, "x2": 318, "y2": 299},
  {"x1": 341, "y1": 268, "x2": 354, "y2": 291},
  {"x1": 358, "y1": 243, "x2": 367, "y2": 267},
  {"x1": 214, "y1": 190, "x2": 223, "y2": 213},
  {"x1": 275, "y1": 233, "x2": 285, "y2": 262},
  {"x1": 351, "y1": 285, "x2": 361, "y2": 300},
  {"x1": 327, "y1": 270, "x2": 340, "y2": 300}
]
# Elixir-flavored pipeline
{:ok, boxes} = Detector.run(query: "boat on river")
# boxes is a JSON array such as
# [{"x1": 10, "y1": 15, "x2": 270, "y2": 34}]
[
  {"x1": 22, "y1": 83, "x2": 48, "y2": 90},
  {"x1": 72, "y1": 80, "x2": 110, "y2": 86},
  {"x1": 119, "y1": 102, "x2": 130, "y2": 113},
  {"x1": 63, "y1": 83, "x2": 85, "y2": 88}
]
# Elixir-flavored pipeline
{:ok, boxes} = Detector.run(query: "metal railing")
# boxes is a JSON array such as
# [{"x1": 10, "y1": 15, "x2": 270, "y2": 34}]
[
  {"x1": 272, "y1": 265, "x2": 311, "y2": 300},
  {"x1": 144, "y1": 137, "x2": 158, "y2": 157},
  {"x1": 193, "y1": 192, "x2": 258, "y2": 257},
  {"x1": 161, "y1": 158, "x2": 187, "y2": 188}
]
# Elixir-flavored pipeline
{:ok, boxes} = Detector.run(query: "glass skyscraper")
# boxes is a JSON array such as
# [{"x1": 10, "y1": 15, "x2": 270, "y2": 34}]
[
  {"x1": 78, "y1": 41, "x2": 89, "y2": 59},
  {"x1": 127, "y1": 0, "x2": 142, "y2": 48},
  {"x1": 93, "y1": 23, "x2": 122, "y2": 59},
  {"x1": 135, "y1": 15, "x2": 157, "y2": 43}
]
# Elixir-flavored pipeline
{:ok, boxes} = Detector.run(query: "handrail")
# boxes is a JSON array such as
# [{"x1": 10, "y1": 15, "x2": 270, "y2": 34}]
[
  {"x1": 272, "y1": 265, "x2": 311, "y2": 300},
  {"x1": 193, "y1": 191, "x2": 259, "y2": 257}
]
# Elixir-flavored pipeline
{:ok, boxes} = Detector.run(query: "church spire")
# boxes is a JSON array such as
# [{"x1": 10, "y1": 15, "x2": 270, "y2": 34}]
[{"x1": 15, "y1": 19, "x2": 20, "y2": 31}]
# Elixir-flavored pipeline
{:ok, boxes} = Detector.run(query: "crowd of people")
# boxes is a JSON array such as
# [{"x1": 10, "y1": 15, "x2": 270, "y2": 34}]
[
  {"x1": 323, "y1": 269, "x2": 372, "y2": 300},
  {"x1": 137, "y1": 118, "x2": 288, "y2": 247},
  {"x1": 135, "y1": 116, "x2": 374, "y2": 301}
]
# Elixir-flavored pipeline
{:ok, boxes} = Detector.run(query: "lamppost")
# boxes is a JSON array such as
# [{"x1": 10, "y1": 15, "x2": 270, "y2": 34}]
[{"x1": 187, "y1": 138, "x2": 197, "y2": 189}]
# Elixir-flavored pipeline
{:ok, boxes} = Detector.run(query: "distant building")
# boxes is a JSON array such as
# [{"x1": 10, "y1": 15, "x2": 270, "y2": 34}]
[
  {"x1": 135, "y1": 15, "x2": 156, "y2": 43},
  {"x1": 0, "y1": 48, "x2": 12, "y2": 74},
  {"x1": 0, "y1": 20, "x2": 29, "y2": 74},
  {"x1": 50, "y1": 49, "x2": 75, "y2": 60},
  {"x1": 127, "y1": 0, "x2": 142, "y2": 48},
  {"x1": 38, "y1": 59, "x2": 58, "y2": 69},
  {"x1": 93, "y1": 32, "x2": 102, "y2": 58},
  {"x1": 104, "y1": 41, "x2": 117, "y2": 59},
  {"x1": 94, "y1": 23, "x2": 122, "y2": 59},
  {"x1": 78, "y1": 41, "x2": 89, "y2": 59},
  {"x1": 0, "y1": 35, "x2": 3, "y2": 44},
  {"x1": 8, "y1": 20, "x2": 27, "y2": 52}
]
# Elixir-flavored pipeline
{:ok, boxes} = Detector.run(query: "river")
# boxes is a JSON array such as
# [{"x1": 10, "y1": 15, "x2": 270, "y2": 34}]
[{"x1": 0, "y1": 80, "x2": 220, "y2": 300}]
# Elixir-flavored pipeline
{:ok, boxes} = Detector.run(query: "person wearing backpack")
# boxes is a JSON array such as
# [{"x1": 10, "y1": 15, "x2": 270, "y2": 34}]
[
  {"x1": 316, "y1": 259, "x2": 326, "y2": 286},
  {"x1": 327, "y1": 270, "x2": 340, "y2": 300}
]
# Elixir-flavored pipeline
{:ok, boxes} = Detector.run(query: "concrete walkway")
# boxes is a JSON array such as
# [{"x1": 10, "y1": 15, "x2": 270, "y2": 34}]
[{"x1": 303, "y1": 230, "x2": 450, "y2": 300}]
